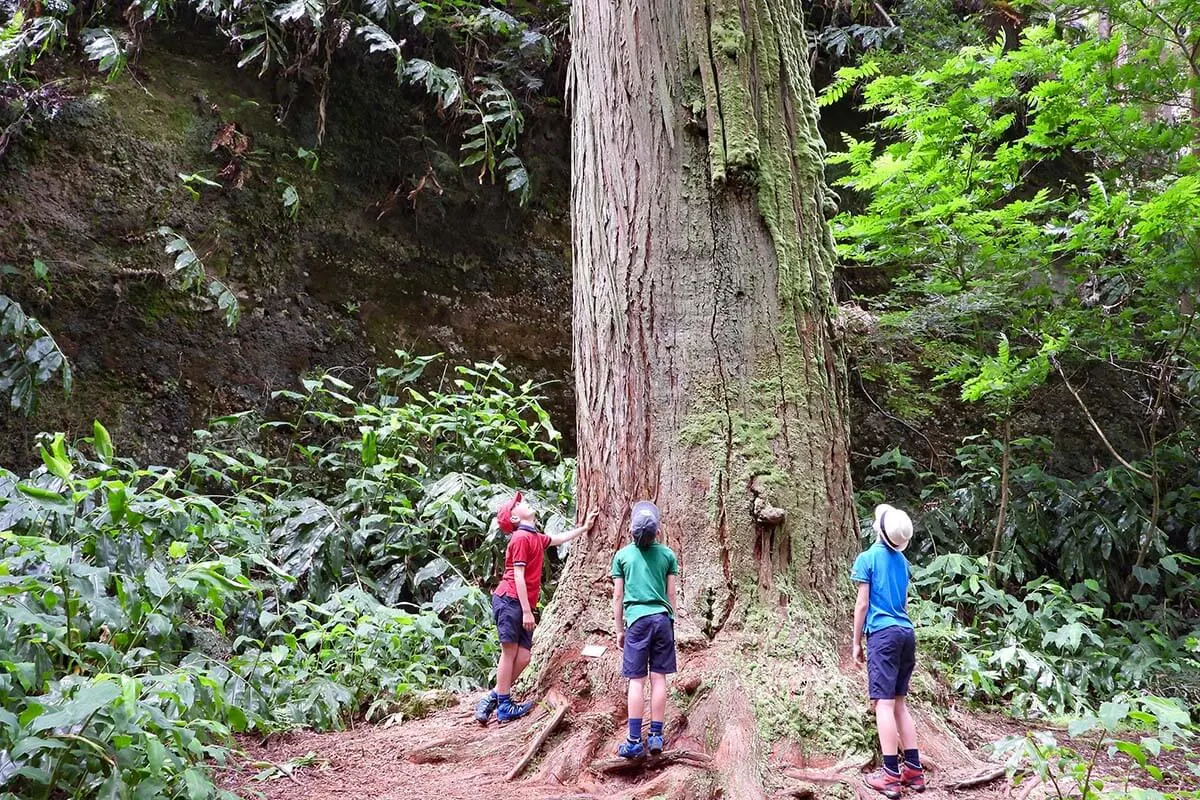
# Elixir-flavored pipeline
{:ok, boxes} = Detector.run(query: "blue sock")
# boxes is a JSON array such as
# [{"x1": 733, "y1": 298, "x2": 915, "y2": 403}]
[
  {"x1": 883, "y1": 754, "x2": 900, "y2": 774},
  {"x1": 497, "y1": 693, "x2": 510, "y2": 705},
  {"x1": 904, "y1": 749, "x2": 921, "y2": 769},
  {"x1": 650, "y1": 721, "x2": 664, "y2": 736},
  {"x1": 628, "y1": 718, "x2": 642, "y2": 741}
]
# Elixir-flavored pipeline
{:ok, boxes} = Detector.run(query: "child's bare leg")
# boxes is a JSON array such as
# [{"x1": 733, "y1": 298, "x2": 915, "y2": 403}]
[
  {"x1": 649, "y1": 672, "x2": 668, "y2": 723},
  {"x1": 511, "y1": 646, "x2": 532, "y2": 685},
  {"x1": 627, "y1": 677, "x2": 646, "y2": 721},
  {"x1": 495, "y1": 642, "x2": 519, "y2": 694},
  {"x1": 874, "y1": 698, "x2": 900, "y2": 756},
  {"x1": 894, "y1": 697, "x2": 917, "y2": 752}
]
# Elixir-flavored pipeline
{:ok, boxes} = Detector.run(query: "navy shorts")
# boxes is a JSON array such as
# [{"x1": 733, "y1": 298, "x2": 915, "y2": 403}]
[
  {"x1": 622, "y1": 612, "x2": 677, "y2": 678},
  {"x1": 866, "y1": 625, "x2": 916, "y2": 700},
  {"x1": 492, "y1": 593, "x2": 533, "y2": 650}
]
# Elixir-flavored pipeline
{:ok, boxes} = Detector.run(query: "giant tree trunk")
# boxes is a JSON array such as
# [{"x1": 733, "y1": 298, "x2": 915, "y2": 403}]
[{"x1": 526, "y1": 0, "x2": 859, "y2": 796}]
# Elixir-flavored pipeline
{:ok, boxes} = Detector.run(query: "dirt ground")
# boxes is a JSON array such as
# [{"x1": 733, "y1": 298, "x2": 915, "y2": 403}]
[
  {"x1": 214, "y1": 689, "x2": 1200, "y2": 800},
  {"x1": 213, "y1": 697, "x2": 1013, "y2": 800}
]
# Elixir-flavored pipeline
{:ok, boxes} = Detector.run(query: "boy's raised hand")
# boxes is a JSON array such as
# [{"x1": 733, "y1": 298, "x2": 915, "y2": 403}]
[{"x1": 549, "y1": 510, "x2": 600, "y2": 547}]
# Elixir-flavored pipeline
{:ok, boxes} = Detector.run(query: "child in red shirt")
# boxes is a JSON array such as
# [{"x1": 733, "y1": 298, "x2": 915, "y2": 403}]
[{"x1": 474, "y1": 492, "x2": 596, "y2": 723}]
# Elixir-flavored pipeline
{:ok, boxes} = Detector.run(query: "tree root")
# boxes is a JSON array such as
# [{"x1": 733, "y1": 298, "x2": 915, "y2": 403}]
[
  {"x1": 507, "y1": 704, "x2": 570, "y2": 781},
  {"x1": 406, "y1": 727, "x2": 487, "y2": 764},
  {"x1": 588, "y1": 749, "x2": 714, "y2": 775},
  {"x1": 782, "y1": 768, "x2": 856, "y2": 785},
  {"x1": 949, "y1": 764, "x2": 1007, "y2": 790}
]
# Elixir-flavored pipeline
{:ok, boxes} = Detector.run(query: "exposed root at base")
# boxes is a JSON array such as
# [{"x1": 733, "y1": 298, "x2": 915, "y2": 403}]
[
  {"x1": 948, "y1": 765, "x2": 1007, "y2": 790},
  {"x1": 508, "y1": 704, "x2": 570, "y2": 781},
  {"x1": 588, "y1": 749, "x2": 714, "y2": 775}
]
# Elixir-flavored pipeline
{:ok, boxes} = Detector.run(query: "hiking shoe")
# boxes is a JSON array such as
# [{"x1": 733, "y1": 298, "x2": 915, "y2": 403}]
[
  {"x1": 901, "y1": 764, "x2": 926, "y2": 792},
  {"x1": 865, "y1": 768, "x2": 903, "y2": 800},
  {"x1": 647, "y1": 733, "x2": 664, "y2": 755},
  {"x1": 617, "y1": 738, "x2": 645, "y2": 759},
  {"x1": 473, "y1": 692, "x2": 497, "y2": 725},
  {"x1": 496, "y1": 699, "x2": 533, "y2": 723}
]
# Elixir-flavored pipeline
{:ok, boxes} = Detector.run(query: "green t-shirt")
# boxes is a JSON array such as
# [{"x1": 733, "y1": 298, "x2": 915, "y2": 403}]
[{"x1": 611, "y1": 542, "x2": 678, "y2": 627}]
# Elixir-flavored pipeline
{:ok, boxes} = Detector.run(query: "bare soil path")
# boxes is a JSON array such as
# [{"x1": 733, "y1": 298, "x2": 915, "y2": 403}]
[{"x1": 216, "y1": 694, "x2": 1031, "y2": 800}]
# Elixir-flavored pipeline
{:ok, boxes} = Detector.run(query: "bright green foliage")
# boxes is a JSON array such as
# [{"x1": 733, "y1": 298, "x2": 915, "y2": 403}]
[
  {"x1": 910, "y1": 553, "x2": 1200, "y2": 716},
  {"x1": 833, "y1": 20, "x2": 1199, "y2": 425},
  {"x1": 839, "y1": 16, "x2": 1200, "y2": 705},
  {"x1": 818, "y1": 60, "x2": 880, "y2": 107},
  {"x1": 0, "y1": 353, "x2": 573, "y2": 798},
  {"x1": 953, "y1": 334, "x2": 1059, "y2": 412}
]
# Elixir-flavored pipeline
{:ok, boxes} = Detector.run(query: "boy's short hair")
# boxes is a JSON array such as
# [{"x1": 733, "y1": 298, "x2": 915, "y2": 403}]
[{"x1": 496, "y1": 491, "x2": 523, "y2": 534}]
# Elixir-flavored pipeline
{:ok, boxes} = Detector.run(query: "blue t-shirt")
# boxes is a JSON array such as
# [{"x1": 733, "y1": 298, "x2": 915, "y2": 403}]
[{"x1": 851, "y1": 541, "x2": 913, "y2": 634}]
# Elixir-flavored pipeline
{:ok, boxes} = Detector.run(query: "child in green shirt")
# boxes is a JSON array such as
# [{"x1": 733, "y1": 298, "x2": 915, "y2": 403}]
[{"x1": 611, "y1": 500, "x2": 678, "y2": 758}]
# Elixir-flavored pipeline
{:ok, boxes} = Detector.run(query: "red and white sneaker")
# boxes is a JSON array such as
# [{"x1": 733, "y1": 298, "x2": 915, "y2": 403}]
[
  {"x1": 865, "y1": 768, "x2": 903, "y2": 800},
  {"x1": 901, "y1": 763, "x2": 926, "y2": 792}
]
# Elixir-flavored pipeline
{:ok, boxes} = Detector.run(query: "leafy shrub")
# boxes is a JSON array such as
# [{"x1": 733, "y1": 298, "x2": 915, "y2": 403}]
[
  {"x1": 0, "y1": 353, "x2": 571, "y2": 798},
  {"x1": 859, "y1": 436, "x2": 1200, "y2": 605},
  {"x1": 909, "y1": 554, "x2": 1200, "y2": 717},
  {"x1": 0, "y1": 289, "x2": 71, "y2": 415},
  {"x1": 991, "y1": 695, "x2": 1200, "y2": 800},
  {"x1": 859, "y1": 436, "x2": 1200, "y2": 716}
]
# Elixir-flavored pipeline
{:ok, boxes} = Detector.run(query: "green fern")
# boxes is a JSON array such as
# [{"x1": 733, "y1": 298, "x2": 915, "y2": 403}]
[{"x1": 818, "y1": 60, "x2": 880, "y2": 107}]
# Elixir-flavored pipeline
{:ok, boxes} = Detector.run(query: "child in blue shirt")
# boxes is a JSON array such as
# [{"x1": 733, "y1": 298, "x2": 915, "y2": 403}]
[{"x1": 852, "y1": 503, "x2": 925, "y2": 798}]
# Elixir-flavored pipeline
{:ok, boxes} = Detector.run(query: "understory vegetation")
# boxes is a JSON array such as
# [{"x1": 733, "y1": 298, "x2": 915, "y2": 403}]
[
  {"x1": 0, "y1": 353, "x2": 573, "y2": 798},
  {"x1": 837, "y1": 0, "x2": 1200, "y2": 733}
]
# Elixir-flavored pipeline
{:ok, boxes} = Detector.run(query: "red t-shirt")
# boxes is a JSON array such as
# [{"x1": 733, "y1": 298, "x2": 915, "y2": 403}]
[{"x1": 494, "y1": 525, "x2": 552, "y2": 607}]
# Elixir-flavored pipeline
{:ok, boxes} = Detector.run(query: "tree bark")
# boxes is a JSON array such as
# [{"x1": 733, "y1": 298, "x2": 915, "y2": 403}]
[{"x1": 526, "y1": 0, "x2": 858, "y2": 795}]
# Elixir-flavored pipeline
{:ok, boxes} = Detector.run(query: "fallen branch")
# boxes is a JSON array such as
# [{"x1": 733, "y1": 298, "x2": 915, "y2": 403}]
[
  {"x1": 781, "y1": 768, "x2": 853, "y2": 785},
  {"x1": 507, "y1": 704, "x2": 569, "y2": 781},
  {"x1": 589, "y1": 749, "x2": 712, "y2": 775},
  {"x1": 949, "y1": 764, "x2": 1007, "y2": 790}
]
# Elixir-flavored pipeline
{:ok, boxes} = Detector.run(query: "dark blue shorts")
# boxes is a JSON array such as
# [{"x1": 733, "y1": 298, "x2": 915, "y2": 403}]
[
  {"x1": 492, "y1": 593, "x2": 533, "y2": 650},
  {"x1": 866, "y1": 625, "x2": 916, "y2": 700},
  {"x1": 622, "y1": 612, "x2": 676, "y2": 678}
]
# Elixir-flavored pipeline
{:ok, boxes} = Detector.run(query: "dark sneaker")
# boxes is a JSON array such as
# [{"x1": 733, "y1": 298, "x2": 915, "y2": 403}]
[
  {"x1": 901, "y1": 764, "x2": 926, "y2": 792},
  {"x1": 647, "y1": 733, "x2": 664, "y2": 754},
  {"x1": 496, "y1": 699, "x2": 533, "y2": 723},
  {"x1": 473, "y1": 692, "x2": 498, "y2": 725},
  {"x1": 617, "y1": 738, "x2": 645, "y2": 759},
  {"x1": 865, "y1": 768, "x2": 903, "y2": 800}
]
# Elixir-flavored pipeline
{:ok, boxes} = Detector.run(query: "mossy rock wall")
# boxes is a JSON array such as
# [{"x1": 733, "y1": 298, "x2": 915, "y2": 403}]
[{"x1": 0, "y1": 32, "x2": 573, "y2": 469}]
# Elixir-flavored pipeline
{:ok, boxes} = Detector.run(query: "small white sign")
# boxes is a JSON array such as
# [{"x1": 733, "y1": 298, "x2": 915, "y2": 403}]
[{"x1": 581, "y1": 644, "x2": 607, "y2": 658}]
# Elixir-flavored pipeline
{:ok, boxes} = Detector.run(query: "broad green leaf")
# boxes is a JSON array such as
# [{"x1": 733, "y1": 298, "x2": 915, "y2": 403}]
[
  {"x1": 93, "y1": 420, "x2": 113, "y2": 464},
  {"x1": 145, "y1": 565, "x2": 171, "y2": 600},
  {"x1": 30, "y1": 681, "x2": 121, "y2": 732},
  {"x1": 1099, "y1": 701, "x2": 1130, "y2": 732}
]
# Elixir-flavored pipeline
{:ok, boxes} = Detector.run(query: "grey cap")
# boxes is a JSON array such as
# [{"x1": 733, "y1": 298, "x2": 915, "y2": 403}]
[{"x1": 630, "y1": 500, "x2": 660, "y2": 545}]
